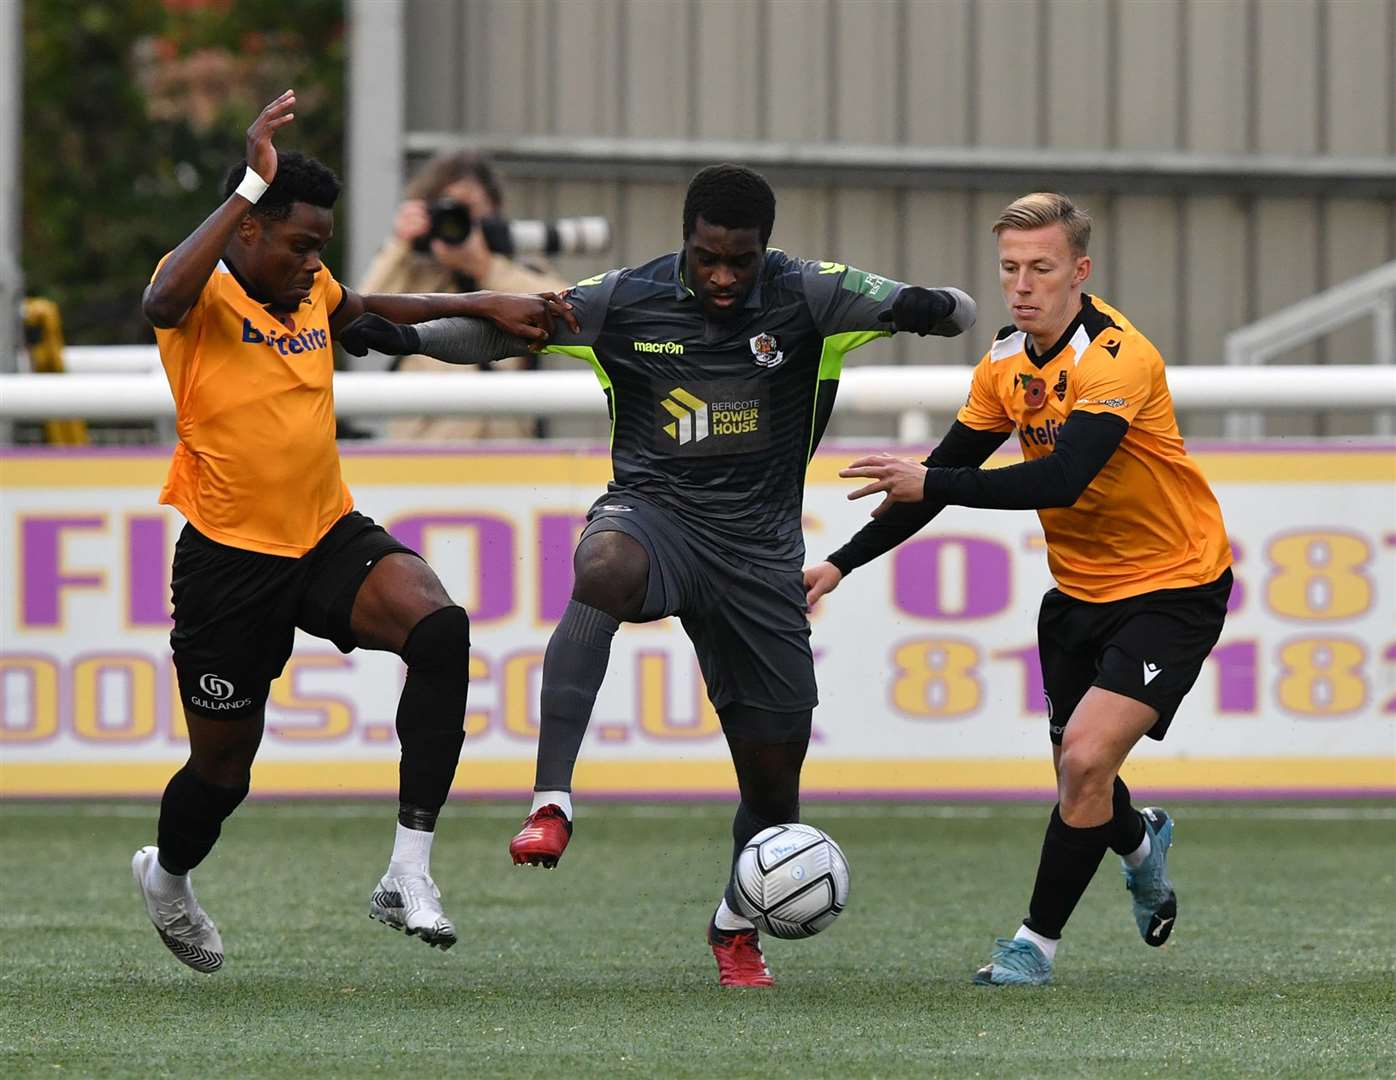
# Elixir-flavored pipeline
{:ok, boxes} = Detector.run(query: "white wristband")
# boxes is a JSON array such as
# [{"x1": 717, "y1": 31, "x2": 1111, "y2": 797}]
[{"x1": 234, "y1": 168, "x2": 270, "y2": 205}]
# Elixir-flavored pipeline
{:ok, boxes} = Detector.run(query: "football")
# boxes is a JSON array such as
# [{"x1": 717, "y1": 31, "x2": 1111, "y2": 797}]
[{"x1": 732, "y1": 824, "x2": 850, "y2": 939}]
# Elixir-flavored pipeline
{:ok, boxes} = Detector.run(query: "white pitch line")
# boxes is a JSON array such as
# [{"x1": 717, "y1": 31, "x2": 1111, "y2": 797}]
[{"x1": 1, "y1": 803, "x2": 1393, "y2": 822}]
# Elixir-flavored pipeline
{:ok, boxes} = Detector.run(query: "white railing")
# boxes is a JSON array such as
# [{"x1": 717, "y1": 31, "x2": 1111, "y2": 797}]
[
  {"x1": 57, "y1": 345, "x2": 162, "y2": 374},
  {"x1": 3, "y1": 366, "x2": 1394, "y2": 443},
  {"x1": 1225, "y1": 260, "x2": 1396, "y2": 438}
]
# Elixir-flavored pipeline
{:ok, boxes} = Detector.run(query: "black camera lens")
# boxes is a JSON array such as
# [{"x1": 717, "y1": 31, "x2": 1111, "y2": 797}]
[
  {"x1": 412, "y1": 198, "x2": 474, "y2": 252},
  {"x1": 410, "y1": 196, "x2": 611, "y2": 260}
]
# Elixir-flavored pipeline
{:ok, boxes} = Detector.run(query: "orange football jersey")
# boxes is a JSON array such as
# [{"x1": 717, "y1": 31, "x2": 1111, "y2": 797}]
[
  {"x1": 957, "y1": 294, "x2": 1231, "y2": 602},
  {"x1": 153, "y1": 257, "x2": 353, "y2": 556}
]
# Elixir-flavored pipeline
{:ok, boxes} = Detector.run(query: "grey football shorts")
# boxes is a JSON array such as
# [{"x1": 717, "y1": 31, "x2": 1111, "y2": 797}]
[{"x1": 581, "y1": 493, "x2": 817, "y2": 730}]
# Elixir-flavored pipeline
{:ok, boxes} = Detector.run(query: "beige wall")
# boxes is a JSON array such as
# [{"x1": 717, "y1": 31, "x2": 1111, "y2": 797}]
[{"x1": 403, "y1": 0, "x2": 1396, "y2": 436}]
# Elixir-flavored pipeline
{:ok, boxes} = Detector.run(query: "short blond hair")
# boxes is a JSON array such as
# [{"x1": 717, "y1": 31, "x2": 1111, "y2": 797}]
[{"x1": 992, "y1": 192, "x2": 1091, "y2": 256}]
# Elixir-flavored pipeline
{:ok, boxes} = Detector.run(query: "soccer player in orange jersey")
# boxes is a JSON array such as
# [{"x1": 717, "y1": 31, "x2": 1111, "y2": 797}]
[
  {"x1": 806, "y1": 192, "x2": 1232, "y2": 986},
  {"x1": 131, "y1": 91, "x2": 573, "y2": 973}
]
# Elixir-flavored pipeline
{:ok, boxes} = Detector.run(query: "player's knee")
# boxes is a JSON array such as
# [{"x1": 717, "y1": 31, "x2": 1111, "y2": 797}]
[
  {"x1": 572, "y1": 532, "x2": 649, "y2": 619},
  {"x1": 1056, "y1": 744, "x2": 1114, "y2": 804},
  {"x1": 401, "y1": 604, "x2": 470, "y2": 672},
  {"x1": 188, "y1": 748, "x2": 256, "y2": 792}
]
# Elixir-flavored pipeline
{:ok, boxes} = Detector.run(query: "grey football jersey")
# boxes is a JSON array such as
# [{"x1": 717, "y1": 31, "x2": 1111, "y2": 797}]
[{"x1": 543, "y1": 249, "x2": 930, "y2": 569}]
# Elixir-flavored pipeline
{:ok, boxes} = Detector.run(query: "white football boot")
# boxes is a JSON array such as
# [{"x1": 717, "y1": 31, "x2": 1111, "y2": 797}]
[
  {"x1": 131, "y1": 846, "x2": 224, "y2": 974},
  {"x1": 369, "y1": 871, "x2": 457, "y2": 950}
]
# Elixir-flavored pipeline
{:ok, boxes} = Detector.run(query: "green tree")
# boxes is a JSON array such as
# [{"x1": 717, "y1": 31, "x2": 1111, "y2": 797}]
[{"x1": 23, "y1": 0, "x2": 345, "y2": 345}]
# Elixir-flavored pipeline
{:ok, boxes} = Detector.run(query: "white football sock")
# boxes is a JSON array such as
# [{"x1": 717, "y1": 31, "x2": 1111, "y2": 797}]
[
  {"x1": 146, "y1": 854, "x2": 189, "y2": 900},
  {"x1": 1014, "y1": 924, "x2": 1059, "y2": 962},
  {"x1": 714, "y1": 896, "x2": 755, "y2": 932},
  {"x1": 388, "y1": 822, "x2": 434, "y2": 876},
  {"x1": 1123, "y1": 829, "x2": 1152, "y2": 868},
  {"x1": 531, "y1": 790, "x2": 573, "y2": 820}
]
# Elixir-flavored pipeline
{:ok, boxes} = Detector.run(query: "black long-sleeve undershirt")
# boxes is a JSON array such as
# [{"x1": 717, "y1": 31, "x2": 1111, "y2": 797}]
[
  {"x1": 922, "y1": 410, "x2": 1127, "y2": 509},
  {"x1": 825, "y1": 411, "x2": 1128, "y2": 576},
  {"x1": 826, "y1": 421, "x2": 1009, "y2": 575}
]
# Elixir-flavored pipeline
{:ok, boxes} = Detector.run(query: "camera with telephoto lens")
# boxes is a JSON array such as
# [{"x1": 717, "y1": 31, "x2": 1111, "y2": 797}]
[{"x1": 413, "y1": 198, "x2": 611, "y2": 258}]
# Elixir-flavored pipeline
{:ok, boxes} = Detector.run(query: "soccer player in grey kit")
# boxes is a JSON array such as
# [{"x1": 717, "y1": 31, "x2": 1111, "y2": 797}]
[{"x1": 341, "y1": 164, "x2": 976, "y2": 986}]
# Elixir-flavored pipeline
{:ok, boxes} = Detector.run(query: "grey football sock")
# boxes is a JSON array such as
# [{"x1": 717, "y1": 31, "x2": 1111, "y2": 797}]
[{"x1": 533, "y1": 601, "x2": 619, "y2": 791}]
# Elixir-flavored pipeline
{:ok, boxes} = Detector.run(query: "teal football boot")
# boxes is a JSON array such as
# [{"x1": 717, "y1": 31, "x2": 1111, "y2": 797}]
[
  {"x1": 1124, "y1": 806, "x2": 1177, "y2": 946},
  {"x1": 972, "y1": 936, "x2": 1053, "y2": 986}
]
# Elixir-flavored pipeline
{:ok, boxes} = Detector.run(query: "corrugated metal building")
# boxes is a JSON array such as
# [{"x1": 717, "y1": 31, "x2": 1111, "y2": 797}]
[{"x1": 380, "y1": 0, "x2": 1396, "y2": 436}]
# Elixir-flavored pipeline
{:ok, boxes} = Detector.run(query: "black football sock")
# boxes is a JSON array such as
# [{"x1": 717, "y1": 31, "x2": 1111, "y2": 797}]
[
  {"x1": 1022, "y1": 806, "x2": 1113, "y2": 940},
  {"x1": 1107, "y1": 775, "x2": 1147, "y2": 856},
  {"x1": 722, "y1": 802, "x2": 784, "y2": 921},
  {"x1": 721, "y1": 732, "x2": 807, "y2": 919},
  {"x1": 156, "y1": 764, "x2": 249, "y2": 875},
  {"x1": 396, "y1": 606, "x2": 471, "y2": 818},
  {"x1": 533, "y1": 601, "x2": 619, "y2": 791}
]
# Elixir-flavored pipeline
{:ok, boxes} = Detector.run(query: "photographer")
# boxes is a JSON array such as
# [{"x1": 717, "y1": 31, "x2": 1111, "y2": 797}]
[{"x1": 360, "y1": 152, "x2": 569, "y2": 440}]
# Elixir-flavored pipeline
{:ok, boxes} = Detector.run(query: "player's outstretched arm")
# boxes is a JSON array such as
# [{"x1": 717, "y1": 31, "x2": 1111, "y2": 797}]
[
  {"x1": 329, "y1": 288, "x2": 577, "y2": 349},
  {"x1": 340, "y1": 268, "x2": 614, "y2": 364},
  {"x1": 799, "y1": 260, "x2": 975, "y2": 342},
  {"x1": 880, "y1": 286, "x2": 977, "y2": 337},
  {"x1": 337, "y1": 310, "x2": 538, "y2": 367},
  {"x1": 842, "y1": 411, "x2": 1125, "y2": 521},
  {"x1": 143, "y1": 91, "x2": 296, "y2": 328},
  {"x1": 817, "y1": 421, "x2": 1009, "y2": 585},
  {"x1": 914, "y1": 410, "x2": 1126, "y2": 510}
]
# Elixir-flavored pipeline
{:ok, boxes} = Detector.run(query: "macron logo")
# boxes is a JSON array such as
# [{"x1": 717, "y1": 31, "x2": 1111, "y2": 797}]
[
  {"x1": 634, "y1": 340, "x2": 684, "y2": 355},
  {"x1": 1142, "y1": 661, "x2": 1162, "y2": 686},
  {"x1": 242, "y1": 318, "x2": 328, "y2": 356}
]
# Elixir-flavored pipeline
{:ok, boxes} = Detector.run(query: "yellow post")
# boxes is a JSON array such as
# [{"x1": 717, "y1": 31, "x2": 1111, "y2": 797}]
[{"x1": 21, "y1": 298, "x2": 88, "y2": 445}]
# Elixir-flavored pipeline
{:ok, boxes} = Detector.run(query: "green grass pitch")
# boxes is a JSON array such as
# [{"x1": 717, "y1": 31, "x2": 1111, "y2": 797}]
[{"x1": 2, "y1": 799, "x2": 1392, "y2": 1078}]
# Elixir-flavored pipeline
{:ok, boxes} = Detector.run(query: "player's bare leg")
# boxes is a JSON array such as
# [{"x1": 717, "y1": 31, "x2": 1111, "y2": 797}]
[
  {"x1": 1055, "y1": 692, "x2": 1176, "y2": 943},
  {"x1": 511, "y1": 531, "x2": 645, "y2": 867},
  {"x1": 354, "y1": 553, "x2": 469, "y2": 950},
  {"x1": 133, "y1": 710, "x2": 261, "y2": 973},
  {"x1": 976, "y1": 689, "x2": 1160, "y2": 985}
]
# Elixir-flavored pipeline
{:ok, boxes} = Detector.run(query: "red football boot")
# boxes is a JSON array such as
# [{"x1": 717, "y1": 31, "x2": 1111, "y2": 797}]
[
  {"x1": 508, "y1": 804, "x2": 572, "y2": 868},
  {"x1": 707, "y1": 915, "x2": 774, "y2": 988}
]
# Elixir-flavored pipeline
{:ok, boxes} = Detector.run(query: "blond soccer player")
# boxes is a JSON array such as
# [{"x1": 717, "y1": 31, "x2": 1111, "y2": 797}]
[{"x1": 806, "y1": 193, "x2": 1232, "y2": 985}]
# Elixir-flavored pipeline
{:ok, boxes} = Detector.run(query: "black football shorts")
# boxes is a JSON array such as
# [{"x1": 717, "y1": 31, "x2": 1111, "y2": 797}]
[
  {"x1": 169, "y1": 511, "x2": 418, "y2": 719},
  {"x1": 581, "y1": 492, "x2": 816, "y2": 739},
  {"x1": 1037, "y1": 568, "x2": 1232, "y2": 744}
]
